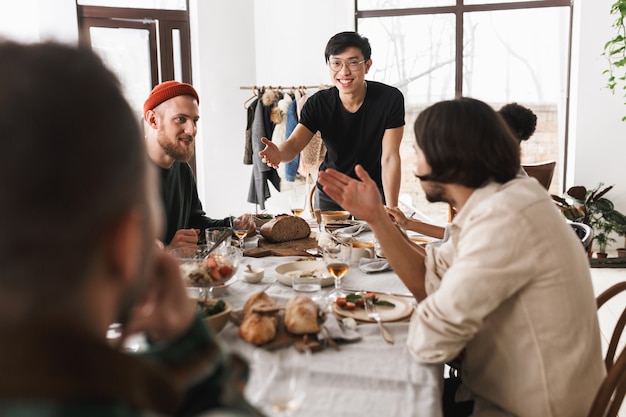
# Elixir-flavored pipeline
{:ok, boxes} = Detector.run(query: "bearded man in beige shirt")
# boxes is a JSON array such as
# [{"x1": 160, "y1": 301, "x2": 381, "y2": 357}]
[{"x1": 318, "y1": 97, "x2": 605, "y2": 417}]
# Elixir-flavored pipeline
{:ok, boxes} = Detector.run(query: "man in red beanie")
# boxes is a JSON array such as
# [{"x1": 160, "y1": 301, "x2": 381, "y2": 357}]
[{"x1": 144, "y1": 80, "x2": 256, "y2": 250}]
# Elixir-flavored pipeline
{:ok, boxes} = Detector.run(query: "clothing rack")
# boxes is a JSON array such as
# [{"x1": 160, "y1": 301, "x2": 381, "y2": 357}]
[{"x1": 239, "y1": 84, "x2": 331, "y2": 90}]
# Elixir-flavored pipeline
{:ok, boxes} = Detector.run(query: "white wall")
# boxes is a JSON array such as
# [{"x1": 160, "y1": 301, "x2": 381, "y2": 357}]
[
  {"x1": 569, "y1": 0, "x2": 626, "y2": 250},
  {"x1": 192, "y1": 0, "x2": 353, "y2": 218},
  {"x1": 0, "y1": 0, "x2": 77, "y2": 43},
  {"x1": 1, "y1": 0, "x2": 624, "y2": 247}
]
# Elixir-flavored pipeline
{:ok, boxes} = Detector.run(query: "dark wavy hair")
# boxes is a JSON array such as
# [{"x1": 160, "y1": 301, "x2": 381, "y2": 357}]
[
  {"x1": 324, "y1": 31, "x2": 372, "y2": 62},
  {"x1": 0, "y1": 41, "x2": 146, "y2": 299},
  {"x1": 414, "y1": 97, "x2": 520, "y2": 188},
  {"x1": 498, "y1": 102, "x2": 537, "y2": 142}
]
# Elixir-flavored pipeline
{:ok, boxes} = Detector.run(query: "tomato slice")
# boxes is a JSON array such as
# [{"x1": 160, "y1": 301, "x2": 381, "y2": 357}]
[{"x1": 335, "y1": 297, "x2": 347, "y2": 307}]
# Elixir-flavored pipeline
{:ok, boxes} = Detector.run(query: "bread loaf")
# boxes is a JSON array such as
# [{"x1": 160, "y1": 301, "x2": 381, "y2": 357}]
[
  {"x1": 239, "y1": 313, "x2": 277, "y2": 345},
  {"x1": 284, "y1": 294, "x2": 320, "y2": 335},
  {"x1": 239, "y1": 291, "x2": 278, "y2": 345},
  {"x1": 243, "y1": 291, "x2": 276, "y2": 316},
  {"x1": 260, "y1": 214, "x2": 310, "y2": 243}
]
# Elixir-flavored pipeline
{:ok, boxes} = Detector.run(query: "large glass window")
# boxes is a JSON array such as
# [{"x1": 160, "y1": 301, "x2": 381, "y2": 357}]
[
  {"x1": 357, "y1": 0, "x2": 571, "y2": 224},
  {"x1": 77, "y1": 0, "x2": 186, "y2": 10}
]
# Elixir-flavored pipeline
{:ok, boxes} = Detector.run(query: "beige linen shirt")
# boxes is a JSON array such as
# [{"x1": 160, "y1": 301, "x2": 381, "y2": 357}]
[{"x1": 408, "y1": 177, "x2": 605, "y2": 417}]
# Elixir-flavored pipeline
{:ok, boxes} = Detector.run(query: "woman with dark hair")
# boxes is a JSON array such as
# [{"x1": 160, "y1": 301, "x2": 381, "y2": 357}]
[{"x1": 498, "y1": 102, "x2": 537, "y2": 144}]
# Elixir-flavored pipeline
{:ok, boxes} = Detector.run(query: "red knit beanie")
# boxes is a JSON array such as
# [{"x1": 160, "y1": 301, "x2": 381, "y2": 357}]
[{"x1": 143, "y1": 80, "x2": 199, "y2": 114}]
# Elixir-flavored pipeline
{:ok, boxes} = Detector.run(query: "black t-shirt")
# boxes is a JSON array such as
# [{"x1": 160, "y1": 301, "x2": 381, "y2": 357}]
[
  {"x1": 299, "y1": 81, "x2": 405, "y2": 191},
  {"x1": 158, "y1": 161, "x2": 229, "y2": 244}
]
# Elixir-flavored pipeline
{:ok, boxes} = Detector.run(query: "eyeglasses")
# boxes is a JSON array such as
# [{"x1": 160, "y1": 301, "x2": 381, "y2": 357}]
[{"x1": 328, "y1": 59, "x2": 367, "y2": 72}]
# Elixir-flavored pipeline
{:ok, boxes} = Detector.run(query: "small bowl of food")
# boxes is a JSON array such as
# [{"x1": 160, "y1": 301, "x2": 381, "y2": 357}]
[
  {"x1": 321, "y1": 210, "x2": 351, "y2": 223},
  {"x1": 192, "y1": 298, "x2": 232, "y2": 333},
  {"x1": 242, "y1": 265, "x2": 265, "y2": 283},
  {"x1": 171, "y1": 245, "x2": 241, "y2": 288}
]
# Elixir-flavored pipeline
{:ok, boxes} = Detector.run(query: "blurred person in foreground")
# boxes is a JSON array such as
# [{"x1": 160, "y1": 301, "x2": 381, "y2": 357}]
[
  {"x1": 318, "y1": 97, "x2": 604, "y2": 417},
  {"x1": 259, "y1": 31, "x2": 404, "y2": 211},
  {"x1": 387, "y1": 101, "x2": 538, "y2": 240},
  {"x1": 143, "y1": 80, "x2": 256, "y2": 250},
  {"x1": 0, "y1": 40, "x2": 264, "y2": 417}
]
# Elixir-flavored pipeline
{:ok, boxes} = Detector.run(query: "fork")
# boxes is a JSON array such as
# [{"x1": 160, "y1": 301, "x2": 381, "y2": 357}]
[{"x1": 364, "y1": 296, "x2": 394, "y2": 345}]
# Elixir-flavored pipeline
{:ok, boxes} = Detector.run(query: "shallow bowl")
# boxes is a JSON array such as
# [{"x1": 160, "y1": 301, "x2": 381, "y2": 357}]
[
  {"x1": 191, "y1": 299, "x2": 232, "y2": 333},
  {"x1": 242, "y1": 267, "x2": 265, "y2": 283},
  {"x1": 321, "y1": 210, "x2": 351, "y2": 222}
]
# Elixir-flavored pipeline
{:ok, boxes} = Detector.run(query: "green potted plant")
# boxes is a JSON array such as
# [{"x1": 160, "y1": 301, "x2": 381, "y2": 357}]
[
  {"x1": 552, "y1": 183, "x2": 626, "y2": 257},
  {"x1": 603, "y1": 0, "x2": 626, "y2": 120},
  {"x1": 591, "y1": 217, "x2": 616, "y2": 258}
]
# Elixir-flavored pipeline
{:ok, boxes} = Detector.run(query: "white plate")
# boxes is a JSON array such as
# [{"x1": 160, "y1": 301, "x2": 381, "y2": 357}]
[
  {"x1": 274, "y1": 260, "x2": 335, "y2": 288},
  {"x1": 324, "y1": 220, "x2": 361, "y2": 231},
  {"x1": 332, "y1": 293, "x2": 414, "y2": 322}
]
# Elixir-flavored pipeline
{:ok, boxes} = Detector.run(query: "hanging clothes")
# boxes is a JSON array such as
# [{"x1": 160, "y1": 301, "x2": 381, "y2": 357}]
[
  {"x1": 270, "y1": 92, "x2": 292, "y2": 180},
  {"x1": 284, "y1": 97, "x2": 300, "y2": 182},
  {"x1": 243, "y1": 96, "x2": 258, "y2": 165},
  {"x1": 247, "y1": 90, "x2": 281, "y2": 210},
  {"x1": 297, "y1": 93, "x2": 326, "y2": 179}
]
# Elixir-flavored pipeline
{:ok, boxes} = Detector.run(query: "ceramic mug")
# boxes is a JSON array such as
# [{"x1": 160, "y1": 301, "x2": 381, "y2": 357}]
[{"x1": 351, "y1": 240, "x2": 375, "y2": 264}]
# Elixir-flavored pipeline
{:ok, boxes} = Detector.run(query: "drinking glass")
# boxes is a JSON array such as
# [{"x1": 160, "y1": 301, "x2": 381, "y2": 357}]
[
  {"x1": 230, "y1": 216, "x2": 249, "y2": 249},
  {"x1": 323, "y1": 242, "x2": 351, "y2": 301},
  {"x1": 289, "y1": 190, "x2": 306, "y2": 217},
  {"x1": 261, "y1": 346, "x2": 311, "y2": 416}
]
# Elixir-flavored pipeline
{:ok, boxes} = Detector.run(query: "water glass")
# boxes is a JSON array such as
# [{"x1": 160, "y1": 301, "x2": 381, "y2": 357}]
[
  {"x1": 292, "y1": 273, "x2": 322, "y2": 293},
  {"x1": 261, "y1": 347, "x2": 312, "y2": 416},
  {"x1": 205, "y1": 227, "x2": 232, "y2": 249}
]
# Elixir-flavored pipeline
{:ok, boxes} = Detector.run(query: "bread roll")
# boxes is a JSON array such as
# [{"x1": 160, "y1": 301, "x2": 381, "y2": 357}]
[
  {"x1": 284, "y1": 294, "x2": 320, "y2": 335},
  {"x1": 260, "y1": 214, "x2": 310, "y2": 243},
  {"x1": 243, "y1": 291, "x2": 276, "y2": 316},
  {"x1": 239, "y1": 313, "x2": 277, "y2": 345}
]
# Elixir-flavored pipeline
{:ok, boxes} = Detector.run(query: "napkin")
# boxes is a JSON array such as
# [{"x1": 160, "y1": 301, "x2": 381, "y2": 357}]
[
  {"x1": 318, "y1": 314, "x2": 361, "y2": 342},
  {"x1": 332, "y1": 223, "x2": 370, "y2": 237},
  {"x1": 358, "y1": 257, "x2": 392, "y2": 273}
]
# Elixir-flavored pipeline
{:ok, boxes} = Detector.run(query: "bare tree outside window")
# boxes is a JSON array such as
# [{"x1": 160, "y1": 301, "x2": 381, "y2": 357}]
[{"x1": 357, "y1": 0, "x2": 571, "y2": 224}]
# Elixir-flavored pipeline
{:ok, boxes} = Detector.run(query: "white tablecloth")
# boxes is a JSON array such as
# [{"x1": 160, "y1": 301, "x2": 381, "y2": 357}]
[{"x1": 216, "y1": 235, "x2": 444, "y2": 417}]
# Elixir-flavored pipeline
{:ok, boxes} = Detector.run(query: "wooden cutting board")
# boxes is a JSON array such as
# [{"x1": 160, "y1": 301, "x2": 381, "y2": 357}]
[{"x1": 244, "y1": 237, "x2": 319, "y2": 258}]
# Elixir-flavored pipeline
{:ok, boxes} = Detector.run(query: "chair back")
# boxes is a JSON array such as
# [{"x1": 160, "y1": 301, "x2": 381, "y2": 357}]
[
  {"x1": 522, "y1": 160, "x2": 556, "y2": 190},
  {"x1": 587, "y1": 347, "x2": 626, "y2": 417},
  {"x1": 587, "y1": 282, "x2": 626, "y2": 417},
  {"x1": 569, "y1": 221, "x2": 594, "y2": 254},
  {"x1": 596, "y1": 281, "x2": 626, "y2": 371}
]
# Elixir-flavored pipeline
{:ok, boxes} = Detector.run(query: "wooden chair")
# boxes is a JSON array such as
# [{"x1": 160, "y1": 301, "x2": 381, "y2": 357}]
[
  {"x1": 596, "y1": 281, "x2": 626, "y2": 371},
  {"x1": 569, "y1": 221, "x2": 594, "y2": 254},
  {"x1": 586, "y1": 282, "x2": 626, "y2": 417},
  {"x1": 522, "y1": 160, "x2": 556, "y2": 190}
]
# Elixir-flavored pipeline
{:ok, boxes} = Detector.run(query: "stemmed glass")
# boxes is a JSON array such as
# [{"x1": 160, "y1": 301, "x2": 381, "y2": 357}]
[
  {"x1": 323, "y1": 242, "x2": 351, "y2": 301},
  {"x1": 289, "y1": 192, "x2": 306, "y2": 217},
  {"x1": 254, "y1": 346, "x2": 311, "y2": 416},
  {"x1": 230, "y1": 215, "x2": 249, "y2": 249}
]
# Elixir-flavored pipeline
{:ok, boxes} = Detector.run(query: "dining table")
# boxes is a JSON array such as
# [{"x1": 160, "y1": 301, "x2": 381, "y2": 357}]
[{"x1": 213, "y1": 225, "x2": 444, "y2": 417}]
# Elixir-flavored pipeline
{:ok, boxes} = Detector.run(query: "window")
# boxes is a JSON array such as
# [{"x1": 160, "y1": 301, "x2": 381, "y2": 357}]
[
  {"x1": 357, "y1": 0, "x2": 571, "y2": 224},
  {"x1": 77, "y1": 2, "x2": 194, "y2": 169}
]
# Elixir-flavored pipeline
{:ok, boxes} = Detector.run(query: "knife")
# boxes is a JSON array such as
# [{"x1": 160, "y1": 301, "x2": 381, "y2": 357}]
[{"x1": 342, "y1": 287, "x2": 414, "y2": 298}]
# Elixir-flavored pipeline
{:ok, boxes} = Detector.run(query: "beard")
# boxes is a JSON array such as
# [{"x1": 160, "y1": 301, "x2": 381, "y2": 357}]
[
  {"x1": 157, "y1": 131, "x2": 194, "y2": 162},
  {"x1": 422, "y1": 182, "x2": 448, "y2": 204}
]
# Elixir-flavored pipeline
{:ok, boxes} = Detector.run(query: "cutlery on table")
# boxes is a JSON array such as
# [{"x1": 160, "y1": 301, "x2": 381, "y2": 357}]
[{"x1": 364, "y1": 296, "x2": 395, "y2": 345}]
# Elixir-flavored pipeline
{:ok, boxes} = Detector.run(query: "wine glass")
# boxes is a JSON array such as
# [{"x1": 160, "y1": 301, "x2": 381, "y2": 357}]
[
  {"x1": 323, "y1": 242, "x2": 351, "y2": 301},
  {"x1": 289, "y1": 193, "x2": 306, "y2": 217},
  {"x1": 230, "y1": 215, "x2": 249, "y2": 249},
  {"x1": 261, "y1": 346, "x2": 311, "y2": 416}
]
